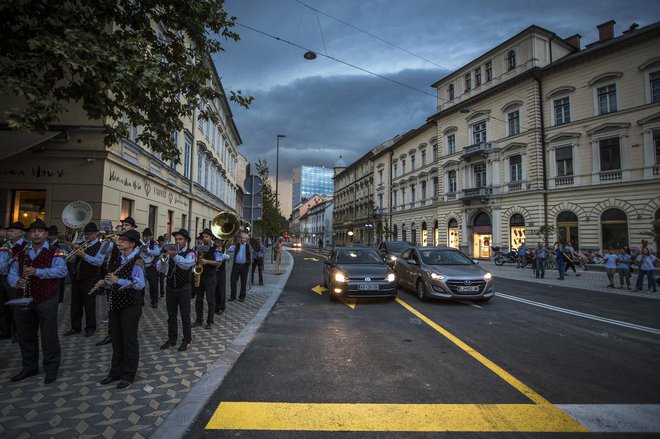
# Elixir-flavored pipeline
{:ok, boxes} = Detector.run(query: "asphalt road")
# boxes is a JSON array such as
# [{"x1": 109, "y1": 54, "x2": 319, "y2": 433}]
[{"x1": 185, "y1": 249, "x2": 660, "y2": 438}]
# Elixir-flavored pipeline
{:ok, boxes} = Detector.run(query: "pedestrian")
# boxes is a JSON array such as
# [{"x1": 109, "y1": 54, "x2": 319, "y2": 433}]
[
  {"x1": 516, "y1": 241, "x2": 527, "y2": 268},
  {"x1": 602, "y1": 248, "x2": 619, "y2": 288},
  {"x1": 616, "y1": 248, "x2": 632, "y2": 290},
  {"x1": 634, "y1": 247, "x2": 658, "y2": 292},
  {"x1": 251, "y1": 237, "x2": 264, "y2": 285},
  {"x1": 228, "y1": 231, "x2": 252, "y2": 302},
  {"x1": 564, "y1": 241, "x2": 581, "y2": 277},
  {"x1": 213, "y1": 238, "x2": 228, "y2": 315},
  {"x1": 193, "y1": 229, "x2": 227, "y2": 329},
  {"x1": 7, "y1": 219, "x2": 67, "y2": 384},
  {"x1": 318, "y1": 237, "x2": 323, "y2": 251},
  {"x1": 533, "y1": 242, "x2": 547, "y2": 279},
  {"x1": 159, "y1": 228, "x2": 196, "y2": 352},
  {"x1": 96, "y1": 229, "x2": 145, "y2": 389},
  {"x1": 554, "y1": 242, "x2": 565, "y2": 280},
  {"x1": 157, "y1": 236, "x2": 166, "y2": 299},
  {"x1": 274, "y1": 237, "x2": 283, "y2": 275},
  {"x1": 140, "y1": 228, "x2": 160, "y2": 308},
  {"x1": 637, "y1": 239, "x2": 657, "y2": 256},
  {"x1": 0, "y1": 222, "x2": 29, "y2": 341}
]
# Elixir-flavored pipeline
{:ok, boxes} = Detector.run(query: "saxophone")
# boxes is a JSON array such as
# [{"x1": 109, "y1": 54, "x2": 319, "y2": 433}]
[{"x1": 193, "y1": 260, "x2": 203, "y2": 288}]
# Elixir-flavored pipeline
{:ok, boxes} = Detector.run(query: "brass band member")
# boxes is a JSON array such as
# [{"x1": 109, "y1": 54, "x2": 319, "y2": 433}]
[
  {"x1": 8, "y1": 219, "x2": 67, "y2": 384},
  {"x1": 98, "y1": 229, "x2": 145, "y2": 389},
  {"x1": 65, "y1": 222, "x2": 104, "y2": 337},
  {"x1": 213, "y1": 237, "x2": 229, "y2": 315},
  {"x1": 193, "y1": 229, "x2": 228, "y2": 329},
  {"x1": 159, "y1": 229, "x2": 196, "y2": 352},
  {"x1": 227, "y1": 231, "x2": 252, "y2": 302},
  {"x1": 0, "y1": 222, "x2": 29, "y2": 341},
  {"x1": 48, "y1": 226, "x2": 70, "y2": 304},
  {"x1": 140, "y1": 228, "x2": 161, "y2": 308}
]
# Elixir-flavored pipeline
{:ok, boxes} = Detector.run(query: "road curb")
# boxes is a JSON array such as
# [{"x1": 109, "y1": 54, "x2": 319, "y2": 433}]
[{"x1": 151, "y1": 250, "x2": 294, "y2": 439}]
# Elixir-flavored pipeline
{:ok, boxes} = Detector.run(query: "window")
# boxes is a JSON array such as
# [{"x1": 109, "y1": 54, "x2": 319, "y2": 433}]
[
  {"x1": 448, "y1": 84, "x2": 455, "y2": 100},
  {"x1": 557, "y1": 211, "x2": 579, "y2": 250},
  {"x1": 121, "y1": 198, "x2": 134, "y2": 220},
  {"x1": 464, "y1": 73, "x2": 471, "y2": 92},
  {"x1": 421, "y1": 181, "x2": 427, "y2": 199},
  {"x1": 601, "y1": 208, "x2": 628, "y2": 248},
  {"x1": 401, "y1": 189, "x2": 406, "y2": 206},
  {"x1": 600, "y1": 137, "x2": 621, "y2": 171},
  {"x1": 597, "y1": 84, "x2": 617, "y2": 114},
  {"x1": 421, "y1": 150, "x2": 426, "y2": 166},
  {"x1": 183, "y1": 136, "x2": 192, "y2": 178},
  {"x1": 485, "y1": 61, "x2": 493, "y2": 81},
  {"x1": 378, "y1": 169, "x2": 383, "y2": 184},
  {"x1": 448, "y1": 170, "x2": 457, "y2": 193},
  {"x1": 555, "y1": 146, "x2": 573, "y2": 176},
  {"x1": 506, "y1": 50, "x2": 516, "y2": 70},
  {"x1": 196, "y1": 151, "x2": 203, "y2": 183},
  {"x1": 204, "y1": 159, "x2": 209, "y2": 188},
  {"x1": 474, "y1": 163, "x2": 487, "y2": 187},
  {"x1": 411, "y1": 155, "x2": 416, "y2": 171},
  {"x1": 651, "y1": 71, "x2": 660, "y2": 103},
  {"x1": 148, "y1": 205, "x2": 157, "y2": 232},
  {"x1": 401, "y1": 159, "x2": 406, "y2": 174},
  {"x1": 472, "y1": 121, "x2": 487, "y2": 144},
  {"x1": 411, "y1": 185, "x2": 416, "y2": 202},
  {"x1": 378, "y1": 194, "x2": 383, "y2": 209},
  {"x1": 12, "y1": 190, "x2": 46, "y2": 226},
  {"x1": 433, "y1": 177, "x2": 439, "y2": 197},
  {"x1": 447, "y1": 134, "x2": 456, "y2": 154},
  {"x1": 474, "y1": 67, "x2": 481, "y2": 87},
  {"x1": 554, "y1": 97, "x2": 571, "y2": 125},
  {"x1": 654, "y1": 129, "x2": 660, "y2": 164},
  {"x1": 432, "y1": 144, "x2": 439, "y2": 161},
  {"x1": 181, "y1": 213, "x2": 187, "y2": 230},
  {"x1": 393, "y1": 190, "x2": 397, "y2": 206},
  {"x1": 507, "y1": 110, "x2": 520, "y2": 136},
  {"x1": 510, "y1": 155, "x2": 522, "y2": 182}
]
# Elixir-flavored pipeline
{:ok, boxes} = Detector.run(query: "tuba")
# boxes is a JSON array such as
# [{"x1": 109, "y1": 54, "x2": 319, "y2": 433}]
[
  {"x1": 210, "y1": 211, "x2": 241, "y2": 240},
  {"x1": 62, "y1": 200, "x2": 93, "y2": 243}
]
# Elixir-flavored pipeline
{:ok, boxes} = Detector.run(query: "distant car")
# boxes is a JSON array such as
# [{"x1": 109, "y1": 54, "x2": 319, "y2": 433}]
[
  {"x1": 292, "y1": 242, "x2": 302, "y2": 248},
  {"x1": 378, "y1": 240, "x2": 415, "y2": 263},
  {"x1": 323, "y1": 247, "x2": 397, "y2": 301},
  {"x1": 394, "y1": 246, "x2": 494, "y2": 302}
]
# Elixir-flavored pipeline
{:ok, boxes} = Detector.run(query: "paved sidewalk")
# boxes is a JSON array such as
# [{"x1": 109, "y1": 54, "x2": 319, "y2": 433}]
[
  {"x1": 0, "y1": 251, "x2": 294, "y2": 439},
  {"x1": 481, "y1": 260, "x2": 660, "y2": 299}
]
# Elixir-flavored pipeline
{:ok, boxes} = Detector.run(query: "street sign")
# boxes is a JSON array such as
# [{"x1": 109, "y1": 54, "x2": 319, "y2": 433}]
[
  {"x1": 244, "y1": 206, "x2": 262, "y2": 221},
  {"x1": 243, "y1": 175, "x2": 263, "y2": 194}
]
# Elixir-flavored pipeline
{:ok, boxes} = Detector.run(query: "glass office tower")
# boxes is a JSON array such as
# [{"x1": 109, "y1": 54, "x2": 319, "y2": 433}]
[{"x1": 292, "y1": 165, "x2": 334, "y2": 207}]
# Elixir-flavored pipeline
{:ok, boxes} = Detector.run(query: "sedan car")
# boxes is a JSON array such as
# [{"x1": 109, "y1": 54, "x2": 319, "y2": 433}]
[
  {"x1": 377, "y1": 240, "x2": 415, "y2": 263},
  {"x1": 394, "y1": 246, "x2": 494, "y2": 302},
  {"x1": 323, "y1": 247, "x2": 397, "y2": 301}
]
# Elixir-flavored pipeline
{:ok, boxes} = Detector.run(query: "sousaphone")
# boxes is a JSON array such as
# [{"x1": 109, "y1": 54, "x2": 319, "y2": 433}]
[
  {"x1": 210, "y1": 211, "x2": 241, "y2": 241},
  {"x1": 62, "y1": 200, "x2": 93, "y2": 243}
]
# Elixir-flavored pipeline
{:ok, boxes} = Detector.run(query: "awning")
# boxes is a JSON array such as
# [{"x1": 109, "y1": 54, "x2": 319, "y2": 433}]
[{"x1": 0, "y1": 130, "x2": 61, "y2": 161}]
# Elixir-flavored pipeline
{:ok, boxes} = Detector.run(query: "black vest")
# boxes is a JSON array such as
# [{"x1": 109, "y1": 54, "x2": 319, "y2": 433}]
[
  {"x1": 75, "y1": 240, "x2": 102, "y2": 281},
  {"x1": 201, "y1": 247, "x2": 218, "y2": 277},
  {"x1": 108, "y1": 255, "x2": 142, "y2": 311},
  {"x1": 167, "y1": 249, "x2": 192, "y2": 288},
  {"x1": 232, "y1": 243, "x2": 252, "y2": 264}
]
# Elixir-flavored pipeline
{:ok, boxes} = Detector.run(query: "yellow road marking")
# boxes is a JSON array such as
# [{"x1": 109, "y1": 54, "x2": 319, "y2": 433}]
[
  {"x1": 339, "y1": 298, "x2": 356, "y2": 309},
  {"x1": 304, "y1": 257, "x2": 320, "y2": 261},
  {"x1": 311, "y1": 285, "x2": 328, "y2": 295},
  {"x1": 206, "y1": 402, "x2": 587, "y2": 432}
]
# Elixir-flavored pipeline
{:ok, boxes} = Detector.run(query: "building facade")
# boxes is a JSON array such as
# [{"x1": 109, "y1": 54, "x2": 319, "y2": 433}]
[
  {"x1": 335, "y1": 20, "x2": 660, "y2": 257},
  {"x1": 0, "y1": 54, "x2": 243, "y2": 238},
  {"x1": 299, "y1": 198, "x2": 333, "y2": 247},
  {"x1": 291, "y1": 165, "x2": 334, "y2": 208}
]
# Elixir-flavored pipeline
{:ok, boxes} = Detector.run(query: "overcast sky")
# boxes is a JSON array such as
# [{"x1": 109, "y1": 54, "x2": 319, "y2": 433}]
[{"x1": 215, "y1": 0, "x2": 660, "y2": 216}]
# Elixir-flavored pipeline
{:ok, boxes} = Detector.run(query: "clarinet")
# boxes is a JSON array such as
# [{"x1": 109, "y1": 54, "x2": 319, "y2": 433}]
[{"x1": 88, "y1": 253, "x2": 134, "y2": 296}]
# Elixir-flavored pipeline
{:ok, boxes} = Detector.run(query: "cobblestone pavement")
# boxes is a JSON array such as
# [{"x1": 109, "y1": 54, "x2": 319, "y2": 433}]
[
  {"x1": 0, "y1": 251, "x2": 292, "y2": 439},
  {"x1": 481, "y1": 260, "x2": 660, "y2": 299}
]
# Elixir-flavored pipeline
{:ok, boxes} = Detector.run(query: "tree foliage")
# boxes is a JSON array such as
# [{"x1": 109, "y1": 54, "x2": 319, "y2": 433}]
[
  {"x1": 530, "y1": 224, "x2": 556, "y2": 246},
  {"x1": 254, "y1": 160, "x2": 286, "y2": 239},
  {"x1": 0, "y1": 0, "x2": 253, "y2": 163}
]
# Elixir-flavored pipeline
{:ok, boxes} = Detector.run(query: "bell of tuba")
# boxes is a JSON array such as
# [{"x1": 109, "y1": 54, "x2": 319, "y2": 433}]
[{"x1": 210, "y1": 211, "x2": 241, "y2": 240}]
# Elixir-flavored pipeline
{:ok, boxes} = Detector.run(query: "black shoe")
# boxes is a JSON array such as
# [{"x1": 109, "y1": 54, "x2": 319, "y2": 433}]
[
  {"x1": 11, "y1": 370, "x2": 38, "y2": 382},
  {"x1": 259, "y1": 282, "x2": 263, "y2": 286},
  {"x1": 178, "y1": 342, "x2": 192, "y2": 351},
  {"x1": 151, "y1": 303, "x2": 157, "y2": 309},
  {"x1": 85, "y1": 329, "x2": 95, "y2": 338},
  {"x1": 116, "y1": 380, "x2": 132, "y2": 389},
  {"x1": 160, "y1": 294, "x2": 164, "y2": 299},
  {"x1": 100, "y1": 376, "x2": 119, "y2": 385},
  {"x1": 160, "y1": 340, "x2": 176, "y2": 349},
  {"x1": 205, "y1": 322, "x2": 213, "y2": 329},
  {"x1": 228, "y1": 298, "x2": 236, "y2": 302},
  {"x1": 64, "y1": 329, "x2": 81, "y2": 336},
  {"x1": 215, "y1": 309, "x2": 224, "y2": 315},
  {"x1": 192, "y1": 320, "x2": 204, "y2": 327},
  {"x1": 44, "y1": 374, "x2": 57, "y2": 384},
  {"x1": 239, "y1": 298, "x2": 245, "y2": 302},
  {"x1": 96, "y1": 335, "x2": 112, "y2": 346}
]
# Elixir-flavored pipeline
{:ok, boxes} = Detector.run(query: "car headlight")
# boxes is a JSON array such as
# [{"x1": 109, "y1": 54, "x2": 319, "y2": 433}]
[
  {"x1": 334, "y1": 272, "x2": 348, "y2": 283},
  {"x1": 386, "y1": 273, "x2": 396, "y2": 283},
  {"x1": 484, "y1": 272, "x2": 492, "y2": 280},
  {"x1": 428, "y1": 272, "x2": 446, "y2": 281},
  {"x1": 387, "y1": 254, "x2": 397, "y2": 262}
]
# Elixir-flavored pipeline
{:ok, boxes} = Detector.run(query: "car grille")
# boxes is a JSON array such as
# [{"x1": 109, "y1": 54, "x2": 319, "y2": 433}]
[
  {"x1": 349, "y1": 277, "x2": 386, "y2": 282},
  {"x1": 446, "y1": 280, "x2": 486, "y2": 294}
]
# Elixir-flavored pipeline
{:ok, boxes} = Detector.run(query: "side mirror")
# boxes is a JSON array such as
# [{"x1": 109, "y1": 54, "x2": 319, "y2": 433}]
[{"x1": 408, "y1": 259, "x2": 418, "y2": 266}]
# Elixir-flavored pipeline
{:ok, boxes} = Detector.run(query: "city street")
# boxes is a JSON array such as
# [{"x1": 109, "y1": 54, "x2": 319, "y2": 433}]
[{"x1": 186, "y1": 248, "x2": 660, "y2": 438}]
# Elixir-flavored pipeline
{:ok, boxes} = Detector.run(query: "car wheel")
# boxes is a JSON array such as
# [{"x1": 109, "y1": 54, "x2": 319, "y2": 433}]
[
  {"x1": 416, "y1": 279, "x2": 427, "y2": 302},
  {"x1": 476, "y1": 296, "x2": 492, "y2": 303},
  {"x1": 322, "y1": 275, "x2": 328, "y2": 288},
  {"x1": 329, "y1": 286, "x2": 337, "y2": 301}
]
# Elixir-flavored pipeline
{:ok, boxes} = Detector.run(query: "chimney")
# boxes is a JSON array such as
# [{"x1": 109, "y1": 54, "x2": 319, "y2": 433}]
[
  {"x1": 565, "y1": 33, "x2": 582, "y2": 50},
  {"x1": 597, "y1": 20, "x2": 616, "y2": 42},
  {"x1": 622, "y1": 22, "x2": 639, "y2": 35}
]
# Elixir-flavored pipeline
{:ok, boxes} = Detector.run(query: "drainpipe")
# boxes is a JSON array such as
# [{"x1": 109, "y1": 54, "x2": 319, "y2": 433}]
[
  {"x1": 533, "y1": 73, "x2": 548, "y2": 240},
  {"x1": 388, "y1": 149, "x2": 393, "y2": 239},
  {"x1": 187, "y1": 107, "x2": 196, "y2": 231}
]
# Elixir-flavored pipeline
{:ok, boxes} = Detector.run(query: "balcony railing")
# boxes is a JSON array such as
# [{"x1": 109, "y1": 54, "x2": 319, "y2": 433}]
[
  {"x1": 599, "y1": 170, "x2": 622, "y2": 182},
  {"x1": 508, "y1": 181, "x2": 522, "y2": 192},
  {"x1": 462, "y1": 186, "x2": 492, "y2": 202},
  {"x1": 555, "y1": 176, "x2": 574, "y2": 187},
  {"x1": 446, "y1": 192, "x2": 457, "y2": 201},
  {"x1": 461, "y1": 141, "x2": 498, "y2": 160},
  {"x1": 654, "y1": 164, "x2": 660, "y2": 176}
]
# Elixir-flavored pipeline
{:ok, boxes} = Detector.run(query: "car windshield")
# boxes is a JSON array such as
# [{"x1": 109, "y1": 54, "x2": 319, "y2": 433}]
[
  {"x1": 419, "y1": 249, "x2": 473, "y2": 265},
  {"x1": 387, "y1": 242, "x2": 413, "y2": 252},
  {"x1": 336, "y1": 250, "x2": 384, "y2": 264}
]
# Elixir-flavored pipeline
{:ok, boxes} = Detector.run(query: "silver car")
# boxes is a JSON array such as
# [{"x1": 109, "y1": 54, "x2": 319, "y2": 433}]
[{"x1": 394, "y1": 246, "x2": 494, "y2": 302}]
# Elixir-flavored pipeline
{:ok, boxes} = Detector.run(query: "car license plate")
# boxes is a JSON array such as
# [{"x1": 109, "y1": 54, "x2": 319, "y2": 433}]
[
  {"x1": 358, "y1": 284, "x2": 379, "y2": 291},
  {"x1": 457, "y1": 286, "x2": 479, "y2": 292}
]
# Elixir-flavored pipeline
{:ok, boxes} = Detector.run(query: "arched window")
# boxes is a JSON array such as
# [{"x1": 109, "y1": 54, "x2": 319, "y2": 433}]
[
  {"x1": 448, "y1": 84, "x2": 455, "y2": 101},
  {"x1": 448, "y1": 218, "x2": 459, "y2": 249},
  {"x1": 601, "y1": 208, "x2": 628, "y2": 249},
  {"x1": 557, "y1": 211, "x2": 579, "y2": 248},
  {"x1": 393, "y1": 224, "x2": 398, "y2": 241},
  {"x1": 433, "y1": 220, "x2": 439, "y2": 246},
  {"x1": 402, "y1": 224, "x2": 407, "y2": 242},
  {"x1": 510, "y1": 213, "x2": 526, "y2": 249},
  {"x1": 421, "y1": 222, "x2": 428, "y2": 246},
  {"x1": 507, "y1": 50, "x2": 516, "y2": 70},
  {"x1": 474, "y1": 212, "x2": 491, "y2": 227},
  {"x1": 411, "y1": 223, "x2": 417, "y2": 244}
]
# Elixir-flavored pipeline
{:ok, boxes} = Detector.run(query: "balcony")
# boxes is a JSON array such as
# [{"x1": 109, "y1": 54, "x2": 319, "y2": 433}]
[
  {"x1": 654, "y1": 164, "x2": 660, "y2": 176},
  {"x1": 462, "y1": 186, "x2": 492, "y2": 205},
  {"x1": 599, "y1": 170, "x2": 622, "y2": 182},
  {"x1": 554, "y1": 176, "x2": 574, "y2": 187},
  {"x1": 461, "y1": 141, "x2": 498, "y2": 161}
]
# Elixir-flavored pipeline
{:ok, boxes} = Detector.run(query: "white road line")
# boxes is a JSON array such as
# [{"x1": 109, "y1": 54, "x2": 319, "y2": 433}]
[
  {"x1": 495, "y1": 292, "x2": 660, "y2": 336},
  {"x1": 557, "y1": 404, "x2": 660, "y2": 433}
]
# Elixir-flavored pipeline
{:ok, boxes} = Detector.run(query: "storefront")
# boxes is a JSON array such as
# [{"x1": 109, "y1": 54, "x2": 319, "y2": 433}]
[
  {"x1": 509, "y1": 213, "x2": 526, "y2": 250},
  {"x1": 471, "y1": 212, "x2": 492, "y2": 259},
  {"x1": 447, "y1": 218, "x2": 459, "y2": 249},
  {"x1": 421, "y1": 222, "x2": 428, "y2": 246}
]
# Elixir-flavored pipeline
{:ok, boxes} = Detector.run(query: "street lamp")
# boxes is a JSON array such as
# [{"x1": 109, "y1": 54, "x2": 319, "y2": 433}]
[
  {"x1": 347, "y1": 230, "x2": 354, "y2": 243},
  {"x1": 275, "y1": 134, "x2": 285, "y2": 212}
]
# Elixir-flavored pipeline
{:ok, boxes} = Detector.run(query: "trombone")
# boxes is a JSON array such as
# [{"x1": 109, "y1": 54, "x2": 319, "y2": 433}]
[{"x1": 65, "y1": 232, "x2": 117, "y2": 260}]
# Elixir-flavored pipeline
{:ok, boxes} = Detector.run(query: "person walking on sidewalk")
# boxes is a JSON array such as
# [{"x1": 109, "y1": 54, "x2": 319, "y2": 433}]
[
  {"x1": 616, "y1": 248, "x2": 632, "y2": 290},
  {"x1": 533, "y1": 242, "x2": 547, "y2": 279},
  {"x1": 634, "y1": 247, "x2": 658, "y2": 292},
  {"x1": 554, "y1": 242, "x2": 565, "y2": 280},
  {"x1": 251, "y1": 237, "x2": 264, "y2": 286},
  {"x1": 274, "y1": 237, "x2": 283, "y2": 275},
  {"x1": 140, "y1": 229, "x2": 160, "y2": 308},
  {"x1": 564, "y1": 242, "x2": 581, "y2": 277},
  {"x1": 318, "y1": 238, "x2": 323, "y2": 251},
  {"x1": 516, "y1": 241, "x2": 528, "y2": 268},
  {"x1": 602, "y1": 249, "x2": 619, "y2": 288},
  {"x1": 228, "y1": 232, "x2": 252, "y2": 302}
]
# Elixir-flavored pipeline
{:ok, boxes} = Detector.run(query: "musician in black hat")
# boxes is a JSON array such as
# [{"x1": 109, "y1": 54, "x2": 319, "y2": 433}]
[
  {"x1": 97, "y1": 229, "x2": 145, "y2": 389},
  {"x1": 48, "y1": 225, "x2": 70, "y2": 304},
  {"x1": 0, "y1": 221, "x2": 29, "y2": 340},
  {"x1": 140, "y1": 228, "x2": 160, "y2": 308},
  {"x1": 213, "y1": 237, "x2": 229, "y2": 315},
  {"x1": 64, "y1": 222, "x2": 105, "y2": 338},
  {"x1": 8, "y1": 219, "x2": 67, "y2": 384},
  {"x1": 158, "y1": 228, "x2": 196, "y2": 351},
  {"x1": 193, "y1": 229, "x2": 228, "y2": 329}
]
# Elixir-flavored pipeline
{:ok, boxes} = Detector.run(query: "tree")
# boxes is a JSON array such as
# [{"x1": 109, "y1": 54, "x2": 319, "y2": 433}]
[
  {"x1": 530, "y1": 224, "x2": 556, "y2": 246},
  {"x1": 0, "y1": 0, "x2": 253, "y2": 163},
  {"x1": 255, "y1": 160, "x2": 286, "y2": 239}
]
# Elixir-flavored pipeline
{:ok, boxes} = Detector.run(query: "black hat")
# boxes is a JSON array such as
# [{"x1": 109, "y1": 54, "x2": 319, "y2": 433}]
[
  {"x1": 48, "y1": 225, "x2": 59, "y2": 235},
  {"x1": 120, "y1": 229, "x2": 141, "y2": 244},
  {"x1": 8, "y1": 221, "x2": 25, "y2": 231},
  {"x1": 173, "y1": 228, "x2": 191, "y2": 242},
  {"x1": 83, "y1": 222, "x2": 99, "y2": 233},
  {"x1": 121, "y1": 216, "x2": 137, "y2": 228},
  {"x1": 28, "y1": 219, "x2": 49, "y2": 231},
  {"x1": 157, "y1": 235, "x2": 165, "y2": 241},
  {"x1": 143, "y1": 228, "x2": 153, "y2": 236},
  {"x1": 200, "y1": 228, "x2": 213, "y2": 237}
]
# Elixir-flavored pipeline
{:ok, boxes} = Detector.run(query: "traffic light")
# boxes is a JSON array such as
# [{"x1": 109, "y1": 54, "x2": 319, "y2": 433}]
[{"x1": 284, "y1": 233, "x2": 289, "y2": 239}]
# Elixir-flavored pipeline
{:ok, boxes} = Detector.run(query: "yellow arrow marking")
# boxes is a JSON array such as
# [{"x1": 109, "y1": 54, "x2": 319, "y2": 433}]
[
  {"x1": 339, "y1": 298, "x2": 356, "y2": 309},
  {"x1": 311, "y1": 285, "x2": 328, "y2": 295},
  {"x1": 304, "y1": 257, "x2": 320, "y2": 262}
]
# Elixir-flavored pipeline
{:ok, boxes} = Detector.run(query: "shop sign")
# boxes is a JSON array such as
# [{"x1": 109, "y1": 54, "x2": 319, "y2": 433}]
[
  {"x1": 0, "y1": 165, "x2": 67, "y2": 178},
  {"x1": 108, "y1": 166, "x2": 188, "y2": 208}
]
